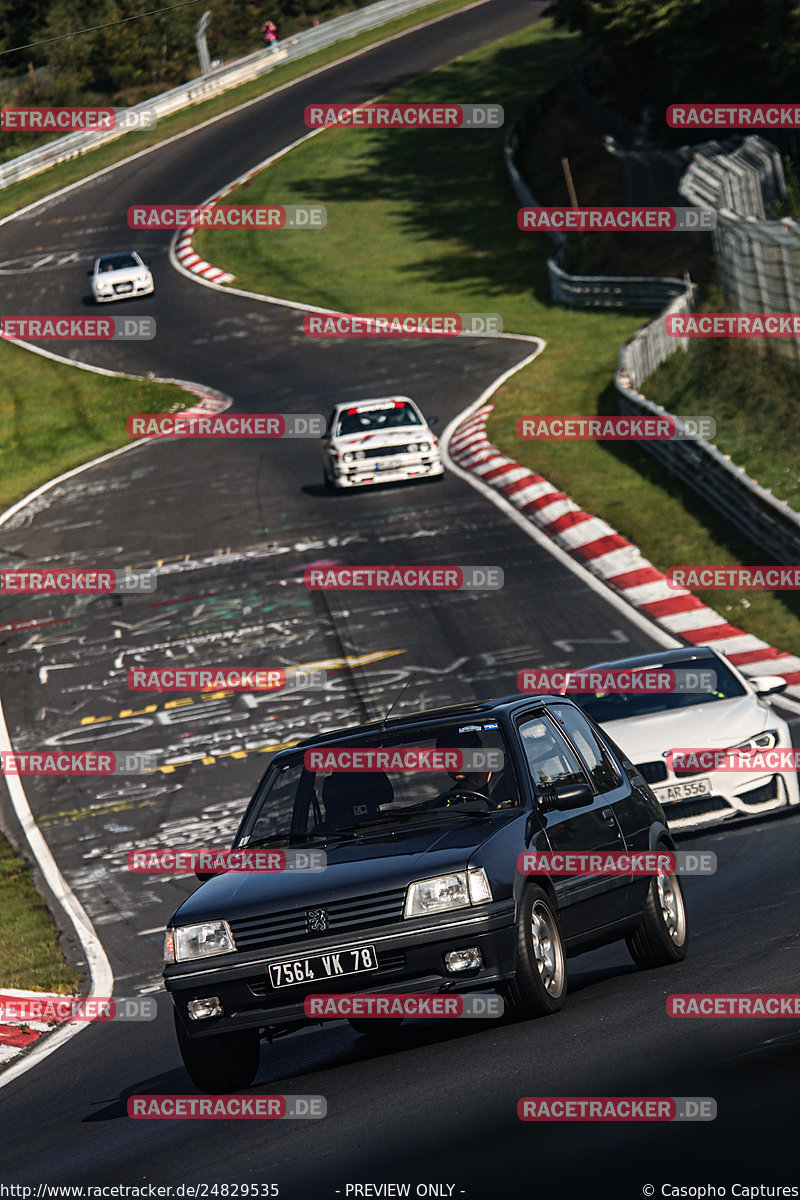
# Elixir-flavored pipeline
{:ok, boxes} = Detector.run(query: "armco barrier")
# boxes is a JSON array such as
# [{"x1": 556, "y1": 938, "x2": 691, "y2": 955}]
[
  {"x1": 504, "y1": 96, "x2": 694, "y2": 311},
  {"x1": 0, "y1": 0, "x2": 443, "y2": 191},
  {"x1": 615, "y1": 366, "x2": 800, "y2": 564},
  {"x1": 506, "y1": 85, "x2": 800, "y2": 560}
]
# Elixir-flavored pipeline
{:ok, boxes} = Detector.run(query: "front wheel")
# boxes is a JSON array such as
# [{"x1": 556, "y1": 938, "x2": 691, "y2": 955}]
[
  {"x1": 506, "y1": 884, "x2": 566, "y2": 1017},
  {"x1": 174, "y1": 1009, "x2": 260, "y2": 1093},
  {"x1": 626, "y1": 869, "x2": 688, "y2": 969}
]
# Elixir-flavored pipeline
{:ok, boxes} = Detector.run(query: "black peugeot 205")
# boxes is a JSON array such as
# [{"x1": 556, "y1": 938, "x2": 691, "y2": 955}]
[{"x1": 163, "y1": 693, "x2": 689, "y2": 1093}]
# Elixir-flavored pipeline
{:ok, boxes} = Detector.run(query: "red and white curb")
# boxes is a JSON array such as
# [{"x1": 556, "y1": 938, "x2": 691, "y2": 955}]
[
  {"x1": 448, "y1": 405, "x2": 800, "y2": 697},
  {"x1": 175, "y1": 228, "x2": 234, "y2": 284},
  {"x1": 0, "y1": 990, "x2": 77, "y2": 1069}
]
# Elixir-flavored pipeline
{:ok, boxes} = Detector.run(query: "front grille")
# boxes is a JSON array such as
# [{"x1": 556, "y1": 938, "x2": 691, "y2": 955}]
[
  {"x1": 355, "y1": 444, "x2": 423, "y2": 460},
  {"x1": 229, "y1": 887, "x2": 408, "y2": 953},
  {"x1": 670, "y1": 795, "x2": 731, "y2": 819},
  {"x1": 637, "y1": 760, "x2": 668, "y2": 784},
  {"x1": 246, "y1": 950, "x2": 407, "y2": 997}
]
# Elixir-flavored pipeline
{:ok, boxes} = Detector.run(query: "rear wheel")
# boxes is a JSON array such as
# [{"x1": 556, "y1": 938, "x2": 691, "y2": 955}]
[
  {"x1": 506, "y1": 884, "x2": 566, "y2": 1017},
  {"x1": 174, "y1": 1009, "x2": 260, "y2": 1094},
  {"x1": 626, "y1": 868, "x2": 688, "y2": 969}
]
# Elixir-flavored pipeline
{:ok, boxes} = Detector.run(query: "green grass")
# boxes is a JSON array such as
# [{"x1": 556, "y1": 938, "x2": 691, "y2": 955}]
[
  {"x1": 0, "y1": 835, "x2": 81, "y2": 995},
  {"x1": 0, "y1": 341, "x2": 189, "y2": 512},
  {"x1": 0, "y1": 0, "x2": 476, "y2": 222},
  {"x1": 194, "y1": 17, "x2": 800, "y2": 658}
]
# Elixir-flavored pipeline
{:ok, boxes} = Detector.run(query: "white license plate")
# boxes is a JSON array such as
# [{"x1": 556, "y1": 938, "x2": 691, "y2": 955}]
[
  {"x1": 268, "y1": 944, "x2": 378, "y2": 988},
  {"x1": 653, "y1": 778, "x2": 712, "y2": 803}
]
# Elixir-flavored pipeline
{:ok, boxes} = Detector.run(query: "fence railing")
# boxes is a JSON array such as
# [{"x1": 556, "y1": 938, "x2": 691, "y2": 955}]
[
  {"x1": 615, "y1": 371, "x2": 800, "y2": 564},
  {"x1": 0, "y1": 0, "x2": 442, "y2": 191},
  {"x1": 504, "y1": 97, "x2": 693, "y2": 310}
]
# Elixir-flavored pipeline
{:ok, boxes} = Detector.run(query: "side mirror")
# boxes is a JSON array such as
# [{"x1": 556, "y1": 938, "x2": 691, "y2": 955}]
[
  {"x1": 551, "y1": 781, "x2": 594, "y2": 811},
  {"x1": 427, "y1": 415, "x2": 439, "y2": 426},
  {"x1": 751, "y1": 675, "x2": 787, "y2": 697}
]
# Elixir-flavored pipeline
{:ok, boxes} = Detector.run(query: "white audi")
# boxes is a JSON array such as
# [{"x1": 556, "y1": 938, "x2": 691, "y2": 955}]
[
  {"x1": 90, "y1": 251, "x2": 154, "y2": 303},
  {"x1": 322, "y1": 396, "x2": 444, "y2": 490},
  {"x1": 567, "y1": 646, "x2": 800, "y2": 830}
]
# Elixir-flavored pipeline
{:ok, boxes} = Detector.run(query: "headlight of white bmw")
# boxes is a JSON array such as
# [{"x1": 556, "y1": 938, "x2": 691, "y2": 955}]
[
  {"x1": 403, "y1": 868, "x2": 492, "y2": 918},
  {"x1": 165, "y1": 920, "x2": 236, "y2": 963},
  {"x1": 727, "y1": 729, "x2": 779, "y2": 757}
]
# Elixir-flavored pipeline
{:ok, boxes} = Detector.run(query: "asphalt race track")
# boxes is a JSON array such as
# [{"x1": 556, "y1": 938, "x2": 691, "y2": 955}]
[{"x1": 1, "y1": 1, "x2": 799, "y2": 1194}]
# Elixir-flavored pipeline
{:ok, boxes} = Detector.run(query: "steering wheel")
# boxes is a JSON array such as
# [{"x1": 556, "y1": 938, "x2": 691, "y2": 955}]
[{"x1": 430, "y1": 789, "x2": 495, "y2": 811}]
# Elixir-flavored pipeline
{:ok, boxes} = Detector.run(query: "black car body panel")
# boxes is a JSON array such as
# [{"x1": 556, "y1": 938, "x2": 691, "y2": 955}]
[{"x1": 163, "y1": 694, "x2": 675, "y2": 1039}]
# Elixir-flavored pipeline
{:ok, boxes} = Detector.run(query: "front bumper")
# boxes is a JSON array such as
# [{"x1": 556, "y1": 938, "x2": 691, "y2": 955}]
[
  {"x1": 92, "y1": 278, "x2": 154, "y2": 302},
  {"x1": 329, "y1": 455, "x2": 444, "y2": 488},
  {"x1": 165, "y1": 904, "x2": 516, "y2": 1038},
  {"x1": 653, "y1": 771, "x2": 796, "y2": 829}
]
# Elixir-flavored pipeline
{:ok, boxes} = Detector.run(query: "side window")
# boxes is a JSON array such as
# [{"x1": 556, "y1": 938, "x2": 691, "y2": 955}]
[
  {"x1": 517, "y1": 712, "x2": 589, "y2": 794},
  {"x1": 549, "y1": 704, "x2": 623, "y2": 793}
]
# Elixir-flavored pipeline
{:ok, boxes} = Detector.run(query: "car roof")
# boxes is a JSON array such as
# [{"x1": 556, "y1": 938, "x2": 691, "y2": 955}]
[
  {"x1": 574, "y1": 645, "x2": 721, "y2": 672},
  {"x1": 291, "y1": 692, "x2": 574, "y2": 748},
  {"x1": 96, "y1": 251, "x2": 139, "y2": 263},
  {"x1": 331, "y1": 396, "x2": 415, "y2": 413}
]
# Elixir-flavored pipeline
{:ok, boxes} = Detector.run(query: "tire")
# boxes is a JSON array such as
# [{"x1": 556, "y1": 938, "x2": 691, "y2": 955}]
[
  {"x1": 506, "y1": 884, "x2": 566, "y2": 1017},
  {"x1": 348, "y1": 1017, "x2": 404, "y2": 1037},
  {"x1": 174, "y1": 1009, "x2": 260, "y2": 1094},
  {"x1": 626, "y1": 869, "x2": 688, "y2": 969}
]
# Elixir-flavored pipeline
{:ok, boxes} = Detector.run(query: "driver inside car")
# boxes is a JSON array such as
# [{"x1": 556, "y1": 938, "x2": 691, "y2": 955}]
[{"x1": 433, "y1": 730, "x2": 516, "y2": 809}]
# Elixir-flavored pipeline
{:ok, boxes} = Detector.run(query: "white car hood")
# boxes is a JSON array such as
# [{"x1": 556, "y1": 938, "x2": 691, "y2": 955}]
[
  {"x1": 601, "y1": 695, "x2": 769, "y2": 762},
  {"x1": 331, "y1": 427, "x2": 430, "y2": 452},
  {"x1": 96, "y1": 266, "x2": 147, "y2": 284}
]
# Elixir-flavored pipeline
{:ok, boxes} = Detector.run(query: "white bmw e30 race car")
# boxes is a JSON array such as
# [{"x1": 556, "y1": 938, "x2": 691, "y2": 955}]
[{"x1": 322, "y1": 396, "x2": 444, "y2": 490}]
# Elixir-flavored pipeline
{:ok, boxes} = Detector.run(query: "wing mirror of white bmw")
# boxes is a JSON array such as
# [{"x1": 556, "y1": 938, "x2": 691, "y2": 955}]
[{"x1": 751, "y1": 675, "x2": 788, "y2": 697}]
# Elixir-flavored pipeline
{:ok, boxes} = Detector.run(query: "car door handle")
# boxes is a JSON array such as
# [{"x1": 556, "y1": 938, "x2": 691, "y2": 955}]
[{"x1": 601, "y1": 807, "x2": 616, "y2": 825}]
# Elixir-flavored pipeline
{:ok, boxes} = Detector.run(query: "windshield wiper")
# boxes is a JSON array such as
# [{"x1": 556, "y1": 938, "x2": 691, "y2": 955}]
[{"x1": 245, "y1": 831, "x2": 356, "y2": 848}]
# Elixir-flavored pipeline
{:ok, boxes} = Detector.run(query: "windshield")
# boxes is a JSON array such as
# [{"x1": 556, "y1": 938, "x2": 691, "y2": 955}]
[
  {"x1": 236, "y1": 720, "x2": 520, "y2": 846},
  {"x1": 568, "y1": 656, "x2": 747, "y2": 722},
  {"x1": 98, "y1": 254, "x2": 138, "y2": 272},
  {"x1": 334, "y1": 401, "x2": 423, "y2": 438}
]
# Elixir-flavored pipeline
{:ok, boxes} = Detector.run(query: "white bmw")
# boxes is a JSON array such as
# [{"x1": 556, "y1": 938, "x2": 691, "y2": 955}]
[
  {"x1": 567, "y1": 646, "x2": 800, "y2": 831},
  {"x1": 91, "y1": 251, "x2": 154, "y2": 303},
  {"x1": 322, "y1": 396, "x2": 444, "y2": 490}
]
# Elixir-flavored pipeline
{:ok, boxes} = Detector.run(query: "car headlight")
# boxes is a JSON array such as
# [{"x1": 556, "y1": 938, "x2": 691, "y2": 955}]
[
  {"x1": 168, "y1": 920, "x2": 236, "y2": 962},
  {"x1": 355, "y1": 450, "x2": 365, "y2": 460},
  {"x1": 418, "y1": 442, "x2": 430, "y2": 453},
  {"x1": 407, "y1": 443, "x2": 418, "y2": 453},
  {"x1": 404, "y1": 868, "x2": 492, "y2": 918},
  {"x1": 728, "y1": 729, "x2": 779, "y2": 757},
  {"x1": 343, "y1": 452, "x2": 354, "y2": 463}
]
